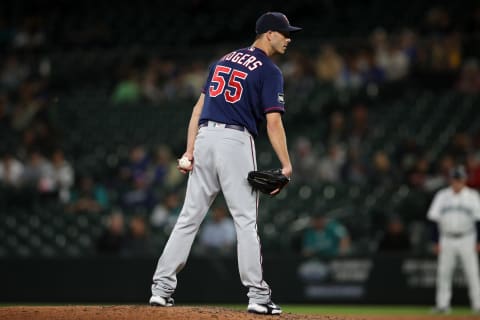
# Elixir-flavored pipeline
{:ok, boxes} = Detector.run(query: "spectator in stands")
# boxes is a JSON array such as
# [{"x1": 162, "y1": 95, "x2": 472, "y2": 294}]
[
  {"x1": 150, "y1": 190, "x2": 182, "y2": 232},
  {"x1": 317, "y1": 143, "x2": 345, "y2": 182},
  {"x1": 447, "y1": 132, "x2": 472, "y2": 164},
  {"x1": 334, "y1": 52, "x2": 363, "y2": 89},
  {"x1": 302, "y1": 212, "x2": 350, "y2": 259},
  {"x1": 368, "y1": 150, "x2": 400, "y2": 188},
  {"x1": 111, "y1": 67, "x2": 141, "y2": 104},
  {"x1": 456, "y1": 59, "x2": 480, "y2": 94},
  {"x1": 123, "y1": 145, "x2": 150, "y2": 182},
  {"x1": 423, "y1": 154, "x2": 455, "y2": 192},
  {"x1": 121, "y1": 173, "x2": 156, "y2": 213},
  {"x1": 0, "y1": 54, "x2": 28, "y2": 91},
  {"x1": 314, "y1": 44, "x2": 343, "y2": 82},
  {"x1": 198, "y1": 206, "x2": 236, "y2": 256},
  {"x1": 290, "y1": 136, "x2": 319, "y2": 184},
  {"x1": 21, "y1": 149, "x2": 55, "y2": 194},
  {"x1": 96, "y1": 209, "x2": 126, "y2": 255},
  {"x1": 142, "y1": 57, "x2": 164, "y2": 104},
  {"x1": 181, "y1": 61, "x2": 207, "y2": 99},
  {"x1": 377, "y1": 214, "x2": 411, "y2": 253},
  {"x1": 406, "y1": 156, "x2": 430, "y2": 190},
  {"x1": 51, "y1": 148, "x2": 74, "y2": 203},
  {"x1": 466, "y1": 153, "x2": 480, "y2": 189},
  {"x1": 341, "y1": 148, "x2": 368, "y2": 185},
  {"x1": 348, "y1": 104, "x2": 370, "y2": 155},
  {"x1": 376, "y1": 41, "x2": 409, "y2": 81},
  {"x1": 0, "y1": 151, "x2": 24, "y2": 188},
  {"x1": 326, "y1": 111, "x2": 347, "y2": 147},
  {"x1": 66, "y1": 175, "x2": 109, "y2": 214},
  {"x1": 399, "y1": 29, "x2": 419, "y2": 66},
  {"x1": 147, "y1": 144, "x2": 183, "y2": 189},
  {"x1": 122, "y1": 214, "x2": 154, "y2": 257}
]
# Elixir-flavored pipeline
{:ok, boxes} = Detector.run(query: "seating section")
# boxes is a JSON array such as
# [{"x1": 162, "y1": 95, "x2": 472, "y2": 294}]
[
  {"x1": 2, "y1": 0, "x2": 480, "y2": 258},
  {"x1": 2, "y1": 81, "x2": 479, "y2": 257}
]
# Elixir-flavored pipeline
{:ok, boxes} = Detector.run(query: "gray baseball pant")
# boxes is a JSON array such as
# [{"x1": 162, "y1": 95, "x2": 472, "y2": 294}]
[{"x1": 151, "y1": 122, "x2": 272, "y2": 304}]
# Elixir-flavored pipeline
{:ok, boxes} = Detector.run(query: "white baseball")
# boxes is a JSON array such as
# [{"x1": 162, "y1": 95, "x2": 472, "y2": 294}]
[{"x1": 178, "y1": 157, "x2": 191, "y2": 169}]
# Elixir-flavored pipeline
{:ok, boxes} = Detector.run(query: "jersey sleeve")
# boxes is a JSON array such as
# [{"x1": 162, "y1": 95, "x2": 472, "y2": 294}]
[
  {"x1": 427, "y1": 191, "x2": 443, "y2": 222},
  {"x1": 260, "y1": 66, "x2": 285, "y2": 114}
]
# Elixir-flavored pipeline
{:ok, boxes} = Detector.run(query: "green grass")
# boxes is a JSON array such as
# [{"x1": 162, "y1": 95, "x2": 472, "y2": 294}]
[{"x1": 219, "y1": 304, "x2": 474, "y2": 316}]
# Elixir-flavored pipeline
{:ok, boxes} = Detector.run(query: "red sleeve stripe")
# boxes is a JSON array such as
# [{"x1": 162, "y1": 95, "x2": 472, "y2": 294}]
[{"x1": 264, "y1": 106, "x2": 285, "y2": 112}]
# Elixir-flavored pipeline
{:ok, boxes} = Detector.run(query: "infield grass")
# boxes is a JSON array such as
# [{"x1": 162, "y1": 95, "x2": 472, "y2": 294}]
[{"x1": 220, "y1": 304, "x2": 473, "y2": 316}]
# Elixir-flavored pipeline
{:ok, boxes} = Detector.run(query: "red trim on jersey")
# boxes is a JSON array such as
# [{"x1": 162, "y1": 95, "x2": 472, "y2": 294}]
[{"x1": 264, "y1": 106, "x2": 285, "y2": 113}]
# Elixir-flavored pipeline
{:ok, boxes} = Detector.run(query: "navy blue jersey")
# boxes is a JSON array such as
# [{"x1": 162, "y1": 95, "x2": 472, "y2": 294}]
[{"x1": 199, "y1": 47, "x2": 285, "y2": 137}]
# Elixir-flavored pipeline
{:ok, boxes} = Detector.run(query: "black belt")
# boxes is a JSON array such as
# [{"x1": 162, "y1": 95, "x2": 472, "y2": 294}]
[
  {"x1": 199, "y1": 121, "x2": 246, "y2": 132},
  {"x1": 443, "y1": 231, "x2": 473, "y2": 238}
]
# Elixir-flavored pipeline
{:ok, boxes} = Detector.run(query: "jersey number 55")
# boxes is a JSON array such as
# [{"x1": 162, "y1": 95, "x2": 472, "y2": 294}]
[{"x1": 209, "y1": 66, "x2": 248, "y2": 103}]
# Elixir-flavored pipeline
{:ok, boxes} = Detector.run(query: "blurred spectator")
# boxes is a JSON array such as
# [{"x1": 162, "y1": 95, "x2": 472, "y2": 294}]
[
  {"x1": 368, "y1": 150, "x2": 400, "y2": 188},
  {"x1": 456, "y1": 59, "x2": 480, "y2": 94},
  {"x1": 377, "y1": 215, "x2": 412, "y2": 253},
  {"x1": 406, "y1": 156, "x2": 430, "y2": 189},
  {"x1": 290, "y1": 136, "x2": 319, "y2": 184},
  {"x1": 12, "y1": 17, "x2": 46, "y2": 49},
  {"x1": 21, "y1": 149, "x2": 55, "y2": 194},
  {"x1": 376, "y1": 41, "x2": 409, "y2": 81},
  {"x1": 66, "y1": 175, "x2": 109, "y2": 214},
  {"x1": 334, "y1": 52, "x2": 363, "y2": 89},
  {"x1": 341, "y1": 148, "x2": 368, "y2": 185},
  {"x1": 0, "y1": 54, "x2": 29, "y2": 91},
  {"x1": 318, "y1": 143, "x2": 345, "y2": 182},
  {"x1": 51, "y1": 148, "x2": 74, "y2": 203},
  {"x1": 348, "y1": 104, "x2": 370, "y2": 154},
  {"x1": 141, "y1": 58, "x2": 164, "y2": 104},
  {"x1": 181, "y1": 61, "x2": 207, "y2": 98},
  {"x1": 422, "y1": 7, "x2": 453, "y2": 36},
  {"x1": 122, "y1": 145, "x2": 150, "y2": 182},
  {"x1": 150, "y1": 190, "x2": 182, "y2": 231},
  {"x1": 111, "y1": 68, "x2": 141, "y2": 104},
  {"x1": 326, "y1": 111, "x2": 347, "y2": 147},
  {"x1": 394, "y1": 137, "x2": 424, "y2": 173},
  {"x1": 147, "y1": 144, "x2": 183, "y2": 189},
  {"x1": 447, "y1": 132, "x2": 472, "y2": 163},
  {"x1": 399, "y1": 29, "x2": 419, "y2": 65},
  {"x1": 198, "y1": 206, "x2": 236, "y2": 256},
  {"x1": 0, "y1": 152, "x2": 24, "y2": 188},
  {"x1": 302, "y1": 212, "x2": 351, "y2": 259},
  {"x1": 121, "y1": 174, "x2": 156, "y2": 213},
  {"x1": 315, "y1": 44, "x2": 343, "y2": 82},
  {"x1": 423, "y1": 154, "x2": 454, "y2": 192},
  {"x1": 96, "y1": 209, "x2": 126, "y2": 255},
  {"x1": 122, "y1": 214, "x2": 154, "y2": 257},
  {"x1": 466, "y1": 153, "x2": 480, "y2": 189}
]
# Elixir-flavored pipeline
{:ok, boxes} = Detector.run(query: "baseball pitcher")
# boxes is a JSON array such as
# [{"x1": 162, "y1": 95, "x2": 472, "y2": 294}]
[{"x1": 149, "y1": 12, "x2": 301, "y2": 315}]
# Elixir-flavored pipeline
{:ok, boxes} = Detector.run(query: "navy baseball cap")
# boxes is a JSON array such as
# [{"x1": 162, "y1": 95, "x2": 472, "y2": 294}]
[
  {"x1": 255, "y1": 12, "x2": 302, "y2": 35},
  {"x1": 449, "y1": 165, "x2": 467, "y2": 180}
]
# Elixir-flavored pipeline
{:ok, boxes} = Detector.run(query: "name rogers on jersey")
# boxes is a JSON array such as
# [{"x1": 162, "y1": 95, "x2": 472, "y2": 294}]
[{"x1": 221, "y1": 50, "x2": 263, "y2": 71}]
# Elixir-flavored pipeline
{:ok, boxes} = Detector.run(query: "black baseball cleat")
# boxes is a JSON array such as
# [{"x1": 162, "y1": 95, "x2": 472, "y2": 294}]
[
  {"x1": 149, "y1": 295, "x2": 174, "y2": 307},
  {"x1": 247, "y1": 301, "x2": 282, "y2": 315}
]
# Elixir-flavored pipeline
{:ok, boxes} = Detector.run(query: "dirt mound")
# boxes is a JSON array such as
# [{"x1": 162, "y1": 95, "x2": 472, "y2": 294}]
[{"x1": 0, "y1": 305, "x2": 463, "y2": 320}]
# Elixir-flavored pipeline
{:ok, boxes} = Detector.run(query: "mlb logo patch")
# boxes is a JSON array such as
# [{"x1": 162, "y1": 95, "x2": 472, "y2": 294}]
[{"x1": 277, "y1": 93, "x2": 285, "y2": 104}]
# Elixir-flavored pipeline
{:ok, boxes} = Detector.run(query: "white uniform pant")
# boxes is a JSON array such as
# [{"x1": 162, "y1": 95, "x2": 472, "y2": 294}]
[
  {"x1": 436, "y1": 233, "x2": 480, "y2": 309},
  {"x1": 151, "y1": 122, "x2": 272, "y2": 304}
]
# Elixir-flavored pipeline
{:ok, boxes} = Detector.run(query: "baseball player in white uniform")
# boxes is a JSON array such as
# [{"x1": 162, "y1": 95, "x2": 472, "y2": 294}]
[{"x1": 427, "y1": 165, "x2": 480, "y2": 314}]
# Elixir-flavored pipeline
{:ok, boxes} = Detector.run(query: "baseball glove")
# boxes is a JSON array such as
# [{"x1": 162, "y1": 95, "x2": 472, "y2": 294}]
[{"x1": 247, "y1": 169, "x2": 290, "y2": 196}]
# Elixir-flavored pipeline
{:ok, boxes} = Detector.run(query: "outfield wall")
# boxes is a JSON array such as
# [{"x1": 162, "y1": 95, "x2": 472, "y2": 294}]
[{"x1": 0, "y1": 255, "x2": 471, "y2": 305}]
